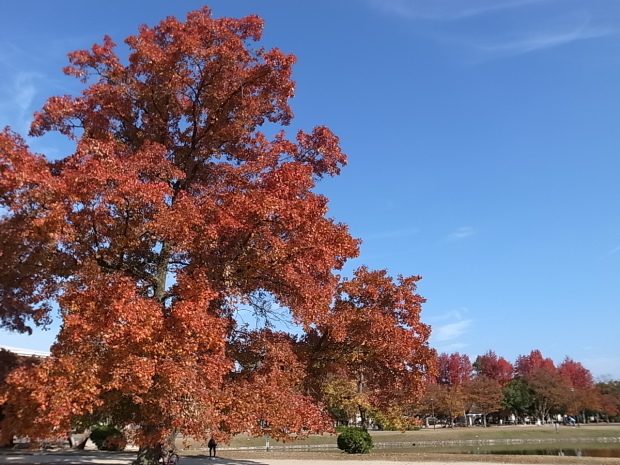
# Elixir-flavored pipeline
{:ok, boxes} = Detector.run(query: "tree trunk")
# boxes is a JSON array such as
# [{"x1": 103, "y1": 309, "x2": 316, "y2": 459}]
[
  {"x1": 134, "y1": 444, "x2": 163, "y2": 465},
  {"x1": 75, "y1": 429, "x2": 91, "y2": 450},
  {"x1": 356, "y1": 372, "x2": 368, "y2": 428},
  {"x1": 154, "y1": 241, "x2": 171, "y2": 304}
]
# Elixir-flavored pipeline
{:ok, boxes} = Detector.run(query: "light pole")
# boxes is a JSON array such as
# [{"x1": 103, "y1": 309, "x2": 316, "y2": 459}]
[
  {"x1": 431, "y1": 397, "x2": 435, "y2": 430},
  {"x1": 570, "y1": 388, "x2": 580, "y2": 428}
]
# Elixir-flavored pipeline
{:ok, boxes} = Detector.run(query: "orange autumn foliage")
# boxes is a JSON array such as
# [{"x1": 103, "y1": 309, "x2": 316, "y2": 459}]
[
  {"x1": 0, "y1": 6, "x2": 434, "y2": 464},
  {"x1": 300, "y1": 268, "x2": 436, "y2": 426}
]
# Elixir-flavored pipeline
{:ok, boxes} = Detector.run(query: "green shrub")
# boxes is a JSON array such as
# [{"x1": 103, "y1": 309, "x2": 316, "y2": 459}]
[
  {"x1": 336, "y1": 427, "x2": 373, "y2": 454},
  {"x1": 89, "y1": 425, "x2": 127, "y2": 451}
]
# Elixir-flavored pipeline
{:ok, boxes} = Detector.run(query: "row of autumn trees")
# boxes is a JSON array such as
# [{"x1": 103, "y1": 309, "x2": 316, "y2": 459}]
[
  {"x1": 0, "y1": 7, "x2": 436, "y2": 465},
  {"x1": 4, "y1": 345, "x2": 620, "y2": 438},
  {"x1": 409, "y1": 350, "x2": 620, "y2": 428}
]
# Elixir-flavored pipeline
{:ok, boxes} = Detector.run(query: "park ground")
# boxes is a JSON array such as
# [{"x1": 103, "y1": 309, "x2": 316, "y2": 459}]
[{"x1": 1, "y1": 424, "x2": 619, "y2": 465}]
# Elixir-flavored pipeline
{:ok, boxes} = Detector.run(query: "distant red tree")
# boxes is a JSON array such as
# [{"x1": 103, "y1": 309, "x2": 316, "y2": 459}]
[
  {"x1": 436, "y1": 352, "x2": 472, "y2": 387},
  {"x1": 514, "y1": 350, "x2": 555, "y2": 378},
  {"x1": 463, "y1": 375, "x2": 504, "y2": 427},
  {"x1": 558, "y1": 357, "x2": 595, "y2": 389},
  {"x1": 597, "y1": 380, "x2": 620, "y2": 419},
  {"x1": 473, "y1": 350, "x2": 513, "y2": 387},
  {"x1": 434, "y1": 352, "x2": 472, "y2": 425},
  {"x1": 525, "y1": 366, "x2": 569, "y2": 422},
  {"x1": 558, "y1": 357, "x2": 600, "y2": 414}
]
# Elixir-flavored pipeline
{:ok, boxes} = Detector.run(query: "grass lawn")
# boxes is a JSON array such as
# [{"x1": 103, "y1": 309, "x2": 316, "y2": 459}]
[
  {"x1": 173, "y1": 425, "x2": 620, "y2": 464},
  {"x1": 224, "y1": 423, "x2": 620, "y2": 450}
]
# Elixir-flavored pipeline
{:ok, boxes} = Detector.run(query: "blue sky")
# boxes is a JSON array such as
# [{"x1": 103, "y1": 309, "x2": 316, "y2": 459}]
[{"x1": 1, "y1": 0, "x2": 620, "y2": 380}]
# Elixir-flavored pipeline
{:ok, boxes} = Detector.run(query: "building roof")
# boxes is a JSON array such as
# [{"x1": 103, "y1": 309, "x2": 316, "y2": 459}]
[{"x1": 0, "y1": 345, "x2": 50, "y2": 358}]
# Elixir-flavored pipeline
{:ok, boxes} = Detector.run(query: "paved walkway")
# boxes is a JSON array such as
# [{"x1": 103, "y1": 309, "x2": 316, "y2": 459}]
[
  {"x1": 0, "y1": 454, "x2": 513, "y2": 465},
  {"x1": 0, "y1": 450, "x2": 534, "y2": 465}
]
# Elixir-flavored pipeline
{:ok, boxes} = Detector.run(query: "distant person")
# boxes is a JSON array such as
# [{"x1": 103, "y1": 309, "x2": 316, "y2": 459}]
[{"x1": 208, "y1": 437, "x2": 217, "y2": 459}]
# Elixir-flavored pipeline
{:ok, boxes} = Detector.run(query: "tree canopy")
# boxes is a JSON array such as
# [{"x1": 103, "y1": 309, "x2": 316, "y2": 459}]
[
  {"x1": 0, "y1": 7, "x2": 434, "y2": 463},
  {"x1": 421, "y1": 350, "x2": 619, "y2": 427}
]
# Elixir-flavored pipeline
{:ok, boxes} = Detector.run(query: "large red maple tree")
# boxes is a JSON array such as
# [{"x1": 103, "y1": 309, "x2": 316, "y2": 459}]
[{"x1": 0, "y1": 7, "x2": 434, "y2": 464}]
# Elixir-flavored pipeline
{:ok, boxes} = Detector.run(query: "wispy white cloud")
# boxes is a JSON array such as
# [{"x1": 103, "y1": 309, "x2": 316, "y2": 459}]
[
  {"x1": 448, "y1": 226, "x2": 475, "y2": 240},
  {"x1": 0, "y1": 71, "x2": 41, "y2": 133},
  {"x1": 14, "y1": 73, "x2": 38, "y2": 113},
  {"x1": 432, "y1": 308, "x2": 467, "y2": 322},
  {"x1": 0, "y1": 36, "x2": 84, "y2": 132},
  {"x1": 365, "y1": 227, "x2": 418, "y2": 240},
  {"x1": 369, "y1": 0, "x2": 551, "y2": 21},
  {"x1": 0, "y1": 66, "x2": 75, "y2": 159},
  {"x1": 435, "y1": 341, "x2": 469, "y2": 352},
  {"x1": 433, "y1": 319, "x2": 472, "y2": 342},
  {"x1": 478, "y1": 20, "x2": 614, "y2": 55},
  {"x1": 428, "y1": 308, "x2": 472, "y2": 353},
  {"x1": 607, "y1": 245, "x2": 620, "y2": 255},
  {"x1": 368, "y1": 1, "x2": 617, "y2": 58}
]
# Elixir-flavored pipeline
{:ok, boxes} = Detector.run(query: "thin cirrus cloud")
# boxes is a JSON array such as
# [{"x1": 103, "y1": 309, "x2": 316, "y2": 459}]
[
  {"x1": 0, "y1": 71, "x2": 41, "y2": 134},
  {"x1": 364, "y1": 227, "x2": 419, "y2": 240},
  {"x1": 368, "y1": 0, "x2": 616, "y2": 57},
  {"x1": 477, "y1": 19, "x2": 614, "y2": 55},
  {"x1": 427, "y1": 309, "x2": 472, "y2": 352},
  {"x1": 0, "y1": 41, "x2": 45, "y2": 134},
  {"x1": 433, "y1": 319, "x2": 472, "y2": 342},
  {"x1": 609, "y1": 245, "x2": 620, "y2": 255},
  {"x1": 448, "y1": 226, "x2": 475, "y2": 240},
  {"x1": 430, "y1": 319, "x2": 473, "y2": 353},
  {"x1": 369, "y1": 0, "x2": 549, "y2": 21}
]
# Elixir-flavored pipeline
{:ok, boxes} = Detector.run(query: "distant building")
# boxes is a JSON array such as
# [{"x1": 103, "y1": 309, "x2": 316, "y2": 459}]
[{"x1": 0, "y1": 345, "x2": 50, "y2": 358}]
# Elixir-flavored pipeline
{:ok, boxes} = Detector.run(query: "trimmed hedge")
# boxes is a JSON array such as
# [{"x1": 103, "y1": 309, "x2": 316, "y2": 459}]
[{"x1": 336, "y1": 427, "x2": 373, "y2": 454}]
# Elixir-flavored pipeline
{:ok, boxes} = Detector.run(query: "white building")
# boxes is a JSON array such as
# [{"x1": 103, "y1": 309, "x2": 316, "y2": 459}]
[{"x1": 0, "y1": 345, "x2": 50, "y2": 358}]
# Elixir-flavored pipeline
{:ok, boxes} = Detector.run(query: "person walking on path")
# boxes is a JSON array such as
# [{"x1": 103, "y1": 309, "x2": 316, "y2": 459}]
[{"x1": 208, "y1": 437, "x2": 217, "y2": 459}]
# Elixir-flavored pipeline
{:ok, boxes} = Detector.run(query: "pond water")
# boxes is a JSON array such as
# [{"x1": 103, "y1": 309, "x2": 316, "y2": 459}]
[
  {"x1": 462, "y1": 447, "x2": 620, "y2": 458},
  {"x1": 376, "y1": 443, "x2": 620, "y2": 458}
]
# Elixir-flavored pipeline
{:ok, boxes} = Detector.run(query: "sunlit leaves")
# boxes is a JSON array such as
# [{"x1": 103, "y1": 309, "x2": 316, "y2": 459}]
[
  {"x1": 301, "y1": 267, "x2": 436, "y2": 425},
  {"x1": 0, "y1": 6, "x2": 366, "y2": 454}
]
